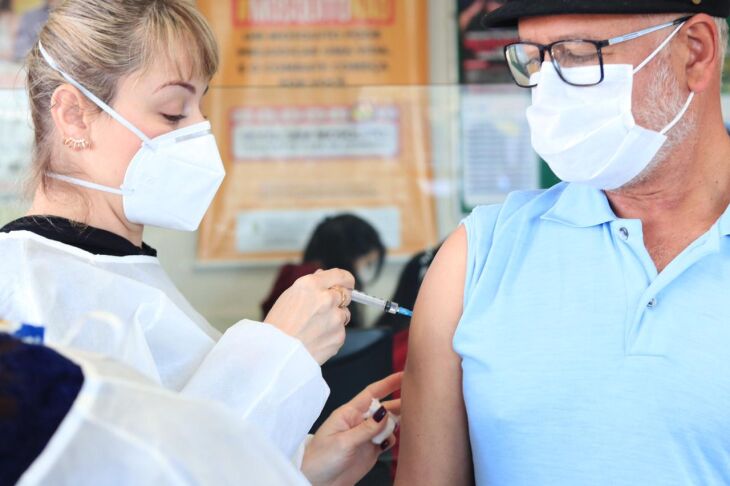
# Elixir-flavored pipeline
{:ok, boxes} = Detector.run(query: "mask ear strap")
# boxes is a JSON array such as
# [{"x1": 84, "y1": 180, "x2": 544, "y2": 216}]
[
  {"x1": 633, "y1": 22, "x2": 685, "y2": 74},
  {"x1": 47, "y1": 173, "x2": 127, "y2": 196},
  {"x1": 660, "y1": 91, "x2": 695, "y2": 135},
  {"x1": 38, "y1": 42, "x2": 152, "y2": 146}
]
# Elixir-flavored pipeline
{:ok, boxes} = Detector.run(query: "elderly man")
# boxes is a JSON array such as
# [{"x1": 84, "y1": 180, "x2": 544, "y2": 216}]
[{"x1": 397, "y1": 1, "x2": 730, "y2": 485}]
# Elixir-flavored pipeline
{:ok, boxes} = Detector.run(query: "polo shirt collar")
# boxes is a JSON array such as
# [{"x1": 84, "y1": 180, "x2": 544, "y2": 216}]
[
  {"x1": 542, "y1": 183, "x2": 730, "y2": 236},
  {"x1": 719, "y1": 202, "x2": 730, "y2": 237},
  {"x1": 541, "y1": 182, "x2": 617, "y2": 228}
]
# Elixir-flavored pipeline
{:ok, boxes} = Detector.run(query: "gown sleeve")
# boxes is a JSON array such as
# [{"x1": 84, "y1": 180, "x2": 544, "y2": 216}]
[{"x1": 180, "y1": 320, "x2": 329, "y2": 459}]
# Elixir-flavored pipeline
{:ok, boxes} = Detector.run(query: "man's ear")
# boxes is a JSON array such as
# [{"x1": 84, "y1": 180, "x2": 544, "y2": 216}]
[
  {"x1": 682, "y1": 14, "x2": 722, "y2": 94},
  {"x1": 49, "y1": 83, "x2": 96, "y2": 141}
]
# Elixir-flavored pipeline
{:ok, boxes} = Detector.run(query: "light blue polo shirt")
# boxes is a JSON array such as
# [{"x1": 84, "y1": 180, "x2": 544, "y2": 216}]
[{"x1": 454, "y1": 182, "x2": 730, "y2": 485}]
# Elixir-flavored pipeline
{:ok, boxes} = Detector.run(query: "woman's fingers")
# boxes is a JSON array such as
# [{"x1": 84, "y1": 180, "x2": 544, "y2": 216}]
[
  {"x1": 314, "y1": 268, "x2": 355, "y2": 291},
  {"x1": 378, "y1": 433, "x2": 398, "y2": 453},
  {"x1": 328, "y1": 285, "x2": 352, "y2": 309},
  {"x1": 383, "y1": 398, "x2": 402, "y2": 416},
  {"x1": 349, "y1": 372, "x2": 404, "y2": 413}
]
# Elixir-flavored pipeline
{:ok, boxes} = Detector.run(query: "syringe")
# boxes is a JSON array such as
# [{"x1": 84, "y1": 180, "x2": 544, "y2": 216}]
[{"x1": 350, "y1": 290, "x2": 413, "y2": 318}]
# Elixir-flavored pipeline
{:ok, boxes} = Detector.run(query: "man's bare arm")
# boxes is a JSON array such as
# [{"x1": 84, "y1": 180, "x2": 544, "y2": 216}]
[{"x1": 395, "y1": 226, "x2": 474, "y2": 485}]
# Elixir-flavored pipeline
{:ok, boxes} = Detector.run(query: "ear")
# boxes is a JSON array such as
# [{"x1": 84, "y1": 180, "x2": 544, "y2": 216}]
[
  {"x1": 49, "y1": 83, "x2": 96, "y2": 141},
  {"x1": 682, "y1": 14, "x2": 722, "y2": 94}
]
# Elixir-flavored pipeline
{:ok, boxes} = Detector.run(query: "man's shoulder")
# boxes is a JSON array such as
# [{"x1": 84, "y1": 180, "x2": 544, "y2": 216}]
[{"x1": 467, "y1": 182, "x2": 569, "y2": 230}]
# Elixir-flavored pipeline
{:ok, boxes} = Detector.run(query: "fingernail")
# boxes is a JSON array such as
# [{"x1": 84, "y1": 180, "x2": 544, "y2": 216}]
[
  {"x1": 373, "y1": 406, "x2": 387, "y2": 423},
  {"x1": 380, "y1": 440, "x2": 390, "y2": 450}
]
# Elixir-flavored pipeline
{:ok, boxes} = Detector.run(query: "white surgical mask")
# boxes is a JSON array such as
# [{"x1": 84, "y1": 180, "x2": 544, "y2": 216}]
[
  {"x1": 525, "y1": 22, "x2": 694, "y2": 190},
  {"x1": 38, "y1": 43, "x2": 225, "y2": 231},
  {"x1": 357, "y1": 262, "x2": 379, "y2": 286}
]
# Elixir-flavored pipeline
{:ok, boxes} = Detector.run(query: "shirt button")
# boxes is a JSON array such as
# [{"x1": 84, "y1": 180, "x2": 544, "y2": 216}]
[
  {"x1": 619, "y1": 227, "x2": 629, "y2": 240},
  {"x1": 647, "y1": 298, "x2": 657, "y2": 309}
]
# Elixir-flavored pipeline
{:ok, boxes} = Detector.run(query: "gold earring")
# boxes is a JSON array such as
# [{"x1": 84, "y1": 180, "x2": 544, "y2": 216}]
[{"x1": 63, "y1": 137, "x2": 90, "y2": 150}]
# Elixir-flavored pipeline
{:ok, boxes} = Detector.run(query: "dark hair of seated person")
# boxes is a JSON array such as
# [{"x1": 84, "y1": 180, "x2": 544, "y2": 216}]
[
  {"x1": 0, "y1": 334, "x2": 84, "y2": 484},
  {"x1": 262, "y1": 214, "x2": 386, "y2": 328},
  {"x1": 303, "y1": 214, "x2": 386, "y2": 288},
  {"x1": 305, "y1": 214, "x2": 386, "y2": 327}
]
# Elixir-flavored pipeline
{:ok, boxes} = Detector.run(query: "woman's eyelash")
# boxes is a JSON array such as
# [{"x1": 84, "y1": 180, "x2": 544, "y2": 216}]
[{"x1": 162, "y1": 114, "x2": 186, "y2": 122}]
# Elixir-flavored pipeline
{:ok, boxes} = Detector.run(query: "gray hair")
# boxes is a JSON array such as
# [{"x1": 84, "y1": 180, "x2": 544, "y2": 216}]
[{"x1": 714, "y1": 17, "x2": 728, "y2": 64}]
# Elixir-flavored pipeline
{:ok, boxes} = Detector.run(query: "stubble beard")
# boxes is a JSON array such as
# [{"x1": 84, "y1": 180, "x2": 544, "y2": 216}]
[{"x1": 617, "y1": 51, "x2": 699, "y2": 192}]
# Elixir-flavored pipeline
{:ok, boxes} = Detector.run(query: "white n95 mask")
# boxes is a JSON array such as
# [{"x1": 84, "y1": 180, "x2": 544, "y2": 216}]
[
  {"x1": 525, "y1": 22, "x2": 694, "y2": 190},
  {"x1": 38, "y1": 43, "x2": 225, "y2": 231}
]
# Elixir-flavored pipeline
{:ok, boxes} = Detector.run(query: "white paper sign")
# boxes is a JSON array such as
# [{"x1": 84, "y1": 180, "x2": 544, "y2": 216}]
[
  {"x1": 231, "y1": 105, "x2": 400, "y2": 160},
  {"x1": 236, "y1": 206, "x2": 401, "y2": 254}
]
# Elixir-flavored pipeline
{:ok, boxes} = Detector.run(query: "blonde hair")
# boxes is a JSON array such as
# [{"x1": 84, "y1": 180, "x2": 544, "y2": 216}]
[{"x1": 25, "y1": 0, "x2": 219, "y2": 193}]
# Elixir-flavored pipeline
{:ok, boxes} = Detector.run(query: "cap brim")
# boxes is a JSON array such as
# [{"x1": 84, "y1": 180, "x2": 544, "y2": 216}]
[{"x1": 481, "y1": 0, "x2": 730, "y2": 28}]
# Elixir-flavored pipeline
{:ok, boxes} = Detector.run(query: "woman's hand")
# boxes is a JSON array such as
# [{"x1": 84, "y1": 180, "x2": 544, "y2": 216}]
[
  {"x1": 302, "y1": 373, "x2": 403, "y2": 486},
  {"x1": 264, "y1": 268, "x2": 354, "y2": 365}
]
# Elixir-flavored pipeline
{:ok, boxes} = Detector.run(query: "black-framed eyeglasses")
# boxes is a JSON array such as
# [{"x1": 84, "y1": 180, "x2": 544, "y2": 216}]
[{"x1": 503, "y1": 15, "x2": 692, "y2": 88}]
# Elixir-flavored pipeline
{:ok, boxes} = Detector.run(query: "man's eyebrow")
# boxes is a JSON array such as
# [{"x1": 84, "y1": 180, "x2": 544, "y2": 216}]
[{"x1": 522, "y1": 33, "x2": 602, "y2": 44}]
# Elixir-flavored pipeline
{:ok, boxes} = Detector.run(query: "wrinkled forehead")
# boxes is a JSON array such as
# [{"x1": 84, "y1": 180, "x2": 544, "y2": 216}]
[{"x1": 517, "y1": 13, "x2": 676, "y2": 43}]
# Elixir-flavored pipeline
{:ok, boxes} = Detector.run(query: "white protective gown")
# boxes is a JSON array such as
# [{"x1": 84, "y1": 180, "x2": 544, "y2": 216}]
[
  {"x1": 0, "y1": 230, "x2": 329, "y2": 459},
  {"x1": 18, "y1": 347, "x2": 310, "y2": 485}
]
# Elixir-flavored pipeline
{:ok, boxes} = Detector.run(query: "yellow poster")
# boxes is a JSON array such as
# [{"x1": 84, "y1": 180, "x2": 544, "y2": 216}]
[
  {"x1": 197, "y1": 0, "x2": 435, "y2": 263},
  {"x1": 201, "y1": 0, "x2": 427, "y2": 87}
]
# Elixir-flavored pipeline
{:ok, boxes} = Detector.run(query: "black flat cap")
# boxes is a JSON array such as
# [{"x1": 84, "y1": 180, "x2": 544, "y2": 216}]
[{"x1": 482, "y1": 0, "x2": 730, "y2": 27}]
